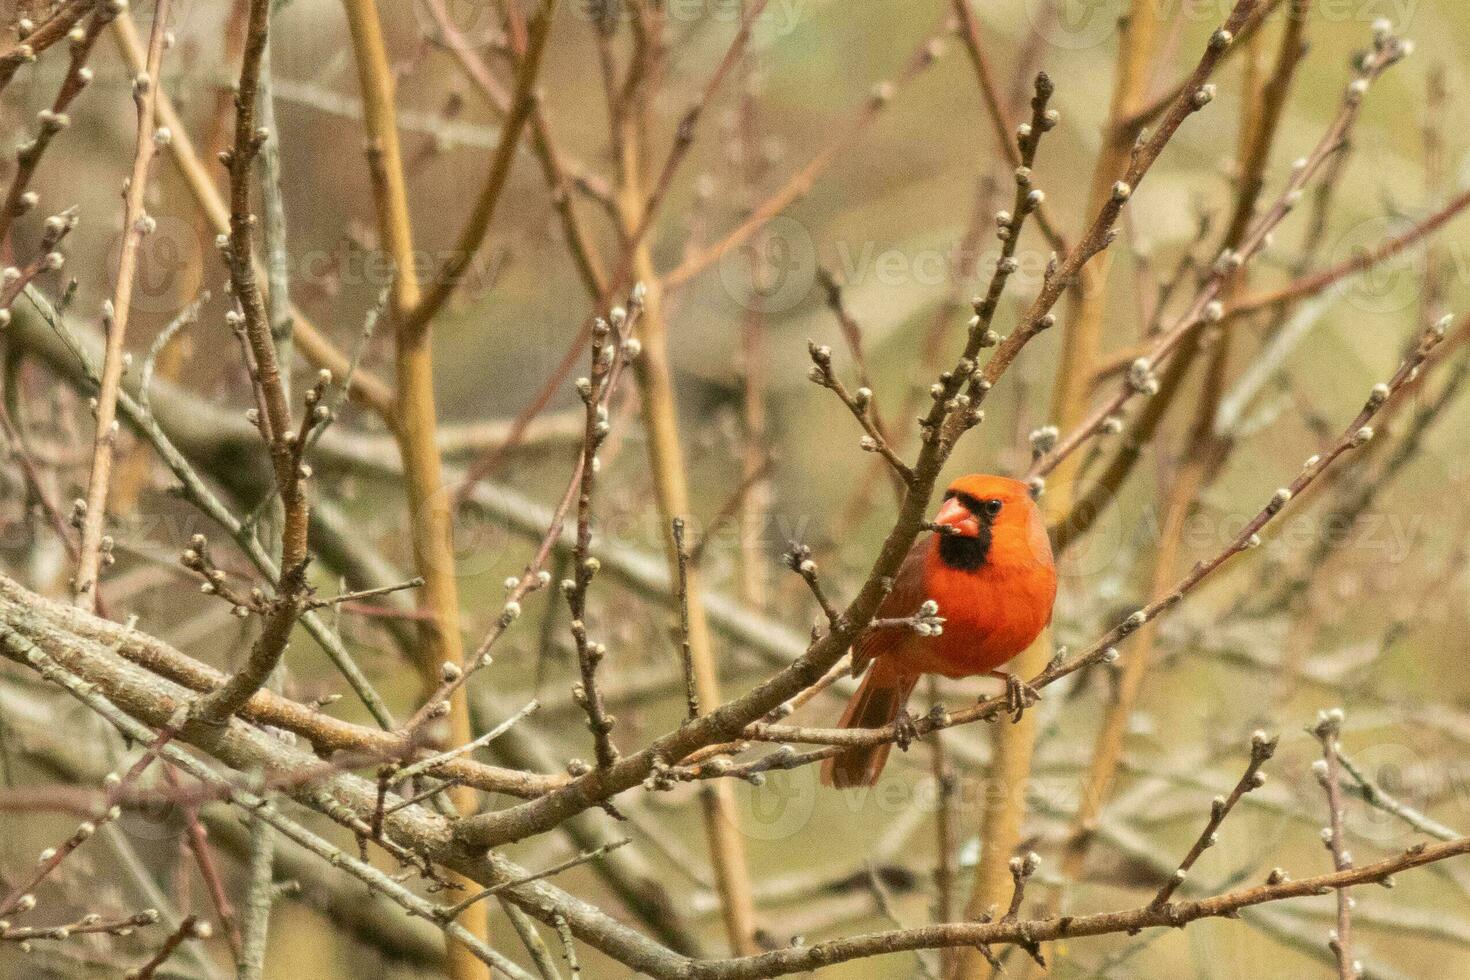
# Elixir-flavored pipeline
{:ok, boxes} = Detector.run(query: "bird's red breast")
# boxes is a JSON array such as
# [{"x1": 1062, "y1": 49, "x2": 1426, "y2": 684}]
[{"x1": 823, "y1": 474, "x2": 1057, "y2": 787}]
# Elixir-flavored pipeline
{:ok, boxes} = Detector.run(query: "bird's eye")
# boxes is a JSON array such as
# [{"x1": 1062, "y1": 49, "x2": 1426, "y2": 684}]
[{"x1": 983, "y1": 499, "x2": 1003, "y2": 517}]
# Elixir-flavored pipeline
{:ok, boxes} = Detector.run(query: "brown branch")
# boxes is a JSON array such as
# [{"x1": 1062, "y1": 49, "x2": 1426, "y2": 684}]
[
  {"x1": 1222, "y1": 187, "x2": 1470, "y2": 322},
  {"x1": 0, "y1": 2, "x2": 112, "y2": 247},
  {"x1": 0, "y1": 0, "x2": 92, "y2": 94},
  {"x1": 163, "y1": 764, "x2": 242, "y2": 958},
  {"x1": 1151, "y1": 732, "x2": 1277, "y2": 907},
  {"x1": 671, "y1": 519, "x2": 701, "y2": 722},
  {"x1": 72, "y1": 0, "x2": 172, "y2": 610},
  {"x1": 189, "y1": 0, "x2": 315, "y2": 728},
  {"x1": 454, "y1": 0, "x2": 1251, "y2": 858},
  {"x1": 0, "y1": 909, "x2": 162, "y2": 944},
  {"x1": 0, "y1": 207, "x2": 77, "y2": 317},
  {"x1": 110, "y1": 8, "x2": 400, "y2": 428},
  {"x1": 1029, "y1": 26, "x2": 1414, "y2": 485},
  {"x1": 1119, "y1": 0, "x2": 1288, "y2": 130},
  {"x1": 1314, "y1": 709, "x2": 1358, "y2": 979},
  {"x1": 567, "y1": 314, "x2": 629, "y2": 769},
  {"x1": 680, "y1": 836, "x2": 1469, "y2": 980},
  {"x1": 128, "y1": 915, "x2": 208, "y2": 980},
  {"x1": 806, "y1": 340, "x2": 913, "y2": 485},
  {"x1": 401, "y1": 0, "x2": 557, "y2": 336},
  {"x1": 945, "y1": 0, "x2": 1068, "y2": 254}
]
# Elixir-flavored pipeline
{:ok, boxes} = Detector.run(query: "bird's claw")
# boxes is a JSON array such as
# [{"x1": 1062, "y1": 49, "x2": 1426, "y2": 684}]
[
  {"x1": 894, "y1": 707, "x2": 918, "y2": 751},
  {"x1": 996, "y1": 671, "x2": 1041, "y2": 723}
]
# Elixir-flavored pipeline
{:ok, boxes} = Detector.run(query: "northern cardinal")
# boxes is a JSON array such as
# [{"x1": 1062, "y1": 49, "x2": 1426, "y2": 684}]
[{"x1": 821, "y1": 474, "x2": 1057, "y2": 788}]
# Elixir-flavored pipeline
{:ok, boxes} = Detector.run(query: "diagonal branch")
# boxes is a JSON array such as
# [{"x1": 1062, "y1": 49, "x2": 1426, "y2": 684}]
[
  {"x1": 72, "y1": 0, "x2": 172, "y2": 610},
  {"x1": 400, "y1": 0, "x2": 558, "y2": 337},
  {"x1": 189, "y1": 0, "x2": 317, "y2": 728}
]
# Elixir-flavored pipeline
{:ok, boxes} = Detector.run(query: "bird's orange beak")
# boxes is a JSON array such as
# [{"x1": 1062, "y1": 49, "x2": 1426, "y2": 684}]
[{"x1": 934, "y1": 496, "x2": 981, "y2": 538}]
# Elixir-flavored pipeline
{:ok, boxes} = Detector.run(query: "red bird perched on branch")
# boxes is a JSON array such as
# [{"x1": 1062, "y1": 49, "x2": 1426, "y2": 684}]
[{"x1": 822, "y1": 474, "x2": 1057, "y2": 788}]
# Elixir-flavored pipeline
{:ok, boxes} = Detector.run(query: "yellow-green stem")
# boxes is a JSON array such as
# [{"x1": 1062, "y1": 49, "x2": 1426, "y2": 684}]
[{"x1": 339, "y1": 1, "x2": 484, "y2": 976}]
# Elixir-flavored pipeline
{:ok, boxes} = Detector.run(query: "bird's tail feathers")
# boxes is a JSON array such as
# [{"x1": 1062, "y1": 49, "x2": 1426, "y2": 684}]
[{"x1": 820, "y1": 661, "x2": 918, "y2": 789}]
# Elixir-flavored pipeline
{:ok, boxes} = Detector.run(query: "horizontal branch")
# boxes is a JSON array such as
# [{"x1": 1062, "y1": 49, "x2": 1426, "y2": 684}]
[
  {"x1": 683, "y1": 837, "x2": 1469, "y2": 979},
  {"x1": 3, "y1": 571, "x2": 1466, "y2": 980},
  {"x1": 0, "y1": 575, "x2": 561, "y2": 798}
]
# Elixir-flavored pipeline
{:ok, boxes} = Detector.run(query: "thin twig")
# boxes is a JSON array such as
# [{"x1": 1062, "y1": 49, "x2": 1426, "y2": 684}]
[
  {"x1": 127, "y1": 914, "x2": 208, "y2": 980},
  {"x1": 1314, "y1": 709, "x2": 1358, "y2": 979},
  {"x1": 567, "y1": 313, "x2": 632, "y2": 768},
  {"x1": 402, "y1": 0, "x2": 559, "y2": 335},
  {"x1": 439, "y1": 840, "x2": 631, "y2": 921},
  {"x1": 238, "y1": 805, "x2": 274, "y2": 980},
  {"x1": 671, "y1": 519, "x2": 701, "y2": 722},
  {"x1": 1030, "y1": 25, "x2": 1414, "y2": 485},
  {"x1": 1152, "y1": 732, "x2": 1278, "y2": 907},
  {"x1": 72, "y1": 0, "x2": 173, "y2": 610}
]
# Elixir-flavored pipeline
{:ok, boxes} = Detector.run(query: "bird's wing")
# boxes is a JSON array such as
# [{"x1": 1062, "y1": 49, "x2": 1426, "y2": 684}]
[{"x1": 850, "y1": 534, "x2": 929, "y2": 676}]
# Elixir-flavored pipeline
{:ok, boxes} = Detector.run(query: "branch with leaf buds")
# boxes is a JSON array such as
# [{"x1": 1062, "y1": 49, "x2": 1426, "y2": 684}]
[
  {"x1": 567, "y1": 311, "x2": 634, "y2": 769},
  {"x1": 741, "y1": 311, "x2": 1454, "y2": 755},
  {"x1": 0, "y1": 908, "x2": 163, "y2": 946},
  {"x1": 0, "y1": 208, "x2": 77, "y2": 320},
  {"x1": 867, "y1": 600, "x2": 945, "y2": 639},
  {"x1": 397, "y1": 288, "x2": 644, "y2": 737},
  {"x1": 806, "y1": 341, "x2": 913, "y2": 484},
  {"x1": 781, "y1": 542, "x2": 843, "y2": 630},
  {"x1": 1032, "y1": 22, "x2": 1415, "y2": 489},
  {"x1": 1314, "y1": 709, "x2": 1359, "y2": 979},
  {"x1": 187, "y1": 0, "x2": 322, "y2": 729},
  {"x1": 0, "y1": 2, "x2": 113, "y2": 247},
  {"x1": 0, "y1": 0, "x2": 95, "y2": 94},
  {"x1": 126, "y1": 915, "x2": 211, "y2": 980},
  {"x1": 71, "y1": 0, "x2": 173, "y2": 610},
  {"x1": 1152, "y1": 731, "x2": 1278, "y2": 908}
]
